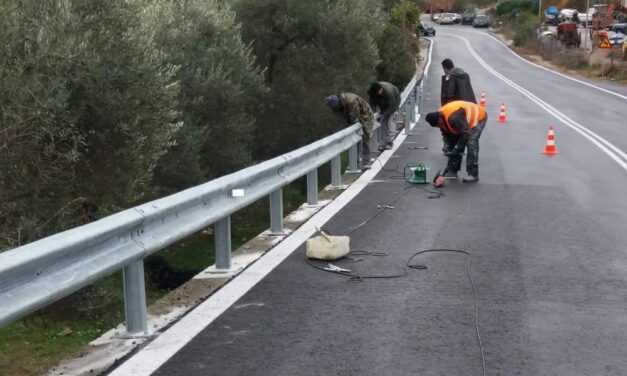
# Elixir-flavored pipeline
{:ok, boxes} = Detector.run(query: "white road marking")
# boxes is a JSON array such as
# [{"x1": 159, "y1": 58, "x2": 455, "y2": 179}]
[
  {"x1": 444, "y1": 33, "x2": 627, "y2": 172},
  {"x1": 108, "y1": 41, "x2": 435, "y2": 376},
  {"x1": 459, "y1": 29, "x2": 627, "y2": 101}
]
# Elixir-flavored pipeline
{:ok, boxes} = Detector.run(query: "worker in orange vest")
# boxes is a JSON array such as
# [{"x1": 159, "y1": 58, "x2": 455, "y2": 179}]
[{"x1": 425, "y1": 100, "x2": 487, "y2": 183}]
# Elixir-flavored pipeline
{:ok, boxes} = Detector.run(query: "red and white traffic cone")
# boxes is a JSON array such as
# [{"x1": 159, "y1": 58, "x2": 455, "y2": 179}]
[
  {"x1": 543, "y1": 126, "x2": 559, "y2": 155},
  {"x1": 498, "y1": 103, "x2": 507, "y2": 123},
  {"x1": 479, "y1": 92, "x2": 486, "y2": 107}
]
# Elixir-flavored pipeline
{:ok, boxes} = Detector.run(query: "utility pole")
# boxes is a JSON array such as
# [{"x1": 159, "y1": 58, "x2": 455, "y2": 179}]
[
  {"x1": 586, "y1": 0, "x2": 590, "y2": 51},
  {"x1": 538, "y1": 0, "x2": 542, "y2": 18}
]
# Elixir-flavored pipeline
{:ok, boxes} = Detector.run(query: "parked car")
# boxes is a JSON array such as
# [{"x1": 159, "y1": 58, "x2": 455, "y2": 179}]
[
  {"x1": 417, "y1": 21, "x2": 436, "y2": 36},
  {"x1": 431, "y1": 13, "x2": 441, "y2": 22},
  {"x1": 473, "y1": 14, "x2": 490, "y2": 28},
  {"x1": 452, "y1": 13, "x2": 462, "y2": 24},
  {"x1": 607, "y1": 23, "x2": 627, "y2": 46},
  {"x1": 462, "y1": 10, "x2": 476, "y2": 25},
  {"x1": 609, "y1": 23, "x2": 627, "y2": 34},
  {"x1": 438, "y1": 13, "x2": 456, "y2": 24}
]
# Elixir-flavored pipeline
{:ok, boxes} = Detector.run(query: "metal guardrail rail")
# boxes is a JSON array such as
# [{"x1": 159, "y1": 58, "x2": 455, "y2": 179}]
[{"x1": 0, "y1": 68, "x2": 425, "y2": 335}]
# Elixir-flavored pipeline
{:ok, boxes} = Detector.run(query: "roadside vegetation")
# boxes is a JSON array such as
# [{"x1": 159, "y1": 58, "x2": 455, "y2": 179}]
[
  {"x1": 0, "y1": 0, "x2": 423, "y2": 375},
  {"x1": 493, "y1": 0, "x2": 627, "y2": 83}
]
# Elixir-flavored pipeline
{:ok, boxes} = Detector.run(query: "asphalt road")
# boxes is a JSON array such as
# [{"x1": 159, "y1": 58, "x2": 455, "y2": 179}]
[{"x1": 148, "y1": 26, "x2": 627, "y2": 376}]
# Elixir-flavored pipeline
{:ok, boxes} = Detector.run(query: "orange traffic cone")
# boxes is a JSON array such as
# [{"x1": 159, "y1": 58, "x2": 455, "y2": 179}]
[
  {"x1": 543, "y1": 126, "x2": 559, "y2": 155},
  {"x1": 498, "y1": 103, "x2": 507, "y2": 123},
  {"x1": 479, "y1": 92, "x2": 486, "y2": 107}
]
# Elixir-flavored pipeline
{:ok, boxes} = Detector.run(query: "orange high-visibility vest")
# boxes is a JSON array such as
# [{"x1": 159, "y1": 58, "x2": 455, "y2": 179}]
[{"x1": 441, "y1": 100, "x2": 486, "y2": 135}]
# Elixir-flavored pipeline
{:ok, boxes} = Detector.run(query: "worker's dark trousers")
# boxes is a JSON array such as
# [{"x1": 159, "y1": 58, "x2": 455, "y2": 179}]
[
  {"x1": 445, "y1": 117, "x2": 487, "y2": 177},
  {"x1": 377, "y1": 110, "x2": 395, "y2": 146}
]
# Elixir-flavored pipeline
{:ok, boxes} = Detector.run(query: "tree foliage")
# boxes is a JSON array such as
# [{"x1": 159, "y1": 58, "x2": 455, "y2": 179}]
[
  {"x1": 390, "y1": 0, "x2": 421, "y2": 31},
  {"x1": 0, "y1": 0, "x2": 177, "y2": 247},
  {"x1": 513, "y1": 12, "x2": 540, "y2": 47},
  {"x1": 232, "y1": 0, "x2": 383, "y2": 159},
  {"x1": 142, "y1": 0, "x2": 267, "y2": 193},
  {"x1": 496, "y1": 0, "x2": 535, "y2": 18},
  {"x1": 376, "y1": 24, "x2": 418, "y2": 88},
  {"x1": 1, "y1": 0, "x2": 420, "y2": 250}
]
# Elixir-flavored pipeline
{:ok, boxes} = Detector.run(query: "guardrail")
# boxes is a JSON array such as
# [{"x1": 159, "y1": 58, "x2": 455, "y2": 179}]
[{"x1": 0, "y1": 68, "x2": 426, "y2": 335}]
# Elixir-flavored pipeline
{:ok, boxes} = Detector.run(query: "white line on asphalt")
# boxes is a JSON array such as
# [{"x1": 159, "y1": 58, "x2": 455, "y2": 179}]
[
  {"x1": 474, "y1": 31, "x2": 627, "y2": 101},
  {"x1": 446, "y1": 33, "x2": 627, "y2": 172},
  {"x1": 108, "y1": 42, "x2": 434, "y2": 376}
]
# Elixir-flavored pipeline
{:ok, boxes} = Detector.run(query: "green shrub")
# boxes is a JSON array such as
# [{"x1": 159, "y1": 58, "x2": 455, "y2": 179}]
[
  {"x1": 376, "y1": 24, "x2": 418, "y2": 87},
  {"x1": 497, "y1": 0, "x2": 535, "y2": 19},
  {"x1": 143, "y1": 0, "x2": 267, "y2": 193},
  {"x1": 390, "y1": 0, "x2": 421, "y2": 31},
  {"x1": 233, "y1": 0, "x2": 382, "y2": 160},
  {"x1": 513, "y1": 12, "x2": 539, "y2": 47},
  {"x1": 0, "y1": 0, "x2": 177, "y2": 247}
]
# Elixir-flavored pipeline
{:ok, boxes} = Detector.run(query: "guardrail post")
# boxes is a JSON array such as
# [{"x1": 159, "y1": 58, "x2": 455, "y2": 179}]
[
  {"x1": 215, "y1": 216, "x2": 231, "y2": 270},
  {"x1": 346, "y1": 143, "x2": 360, "y2": 174},
  {"x1": 269, "y1": 188, "x2": 284, "y2": 234},
  {"x1": 123, "y1": 260, "x2": 148, "y2": 335},
  {"x1": 331, "y1": 155, "x2": 342, "y2": 188},
  {"x1": 307, "y1": 169, "x2": 319, "y2": 205}
]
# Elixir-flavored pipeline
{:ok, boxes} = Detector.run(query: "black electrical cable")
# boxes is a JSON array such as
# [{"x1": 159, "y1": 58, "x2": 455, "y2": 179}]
[
  {"x1": 304, "y1": 252, "x2": 407, "y2": 282},
  {"x1": 407, "y1": 249, "x2": 487, "y2": 376},
  {"x1": 343, "y1": 184, "x2": 416, "y2": 236},
  {"x1": 305, "y1": 248, "x2": 486, "y2": 376}
]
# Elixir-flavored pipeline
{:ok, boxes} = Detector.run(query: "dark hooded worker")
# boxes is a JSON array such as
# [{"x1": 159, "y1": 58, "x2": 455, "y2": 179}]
[
  {"x1": 441, "y1": 58, "x2": 476, "y2": 105},
  {"x1": 326, "y1": 93, "x2": 375, "y2": 169},
  {"x1": 367, "y1": 81, "x2": 400, "y2": 151},
  {"x1": 425, "y1": 100, "x2": 487, "y2": 183}
]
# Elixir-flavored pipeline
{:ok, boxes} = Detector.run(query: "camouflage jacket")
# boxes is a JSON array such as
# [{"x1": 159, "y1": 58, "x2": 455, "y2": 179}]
[{"x1": 337, "y1": 92, "x2": 375, "y2": 134}]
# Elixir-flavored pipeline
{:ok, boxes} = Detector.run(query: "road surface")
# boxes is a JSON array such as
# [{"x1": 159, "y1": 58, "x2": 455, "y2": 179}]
[{"x1": 112, "y1": 26, "x2": 627, "y2": 376}]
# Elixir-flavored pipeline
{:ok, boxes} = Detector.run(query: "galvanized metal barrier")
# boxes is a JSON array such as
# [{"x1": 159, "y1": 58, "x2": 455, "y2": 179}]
[{"x1": 0, "y1": 73, "x2": 424, "y2": 336}]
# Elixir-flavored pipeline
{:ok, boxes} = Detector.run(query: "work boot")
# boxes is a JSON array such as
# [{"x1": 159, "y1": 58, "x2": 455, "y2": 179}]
[{"x1": 462, "y1": 175, "x2": 479, "y2": 183}]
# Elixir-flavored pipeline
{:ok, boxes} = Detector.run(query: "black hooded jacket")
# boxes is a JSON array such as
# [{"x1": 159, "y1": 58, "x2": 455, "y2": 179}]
[{"x1": 441, "y1": 67, "x2": 476, "y2": 105}]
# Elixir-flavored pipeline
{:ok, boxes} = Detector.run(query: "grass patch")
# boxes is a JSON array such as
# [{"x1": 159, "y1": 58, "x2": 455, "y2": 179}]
[{"x1": 0, "y1": 184, "x2": 309, "y2": 376}]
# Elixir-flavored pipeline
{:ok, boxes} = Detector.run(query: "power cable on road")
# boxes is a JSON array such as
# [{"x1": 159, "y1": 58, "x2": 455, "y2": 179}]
[
  {"x1": 307, "y1": 184, "x2": 486, "y2": 376},
  {"x1": 305, "y1": 248, "x2": 486, "y2": 376}
]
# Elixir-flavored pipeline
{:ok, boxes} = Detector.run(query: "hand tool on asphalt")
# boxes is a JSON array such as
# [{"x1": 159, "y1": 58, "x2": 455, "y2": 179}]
[
  {"x1": 432, "y1": 167, "x2": 456, "y2": 188},
  {"x1": 323, "y1": 263, "x2": 352, "y2": 274},
  {"x1": 433, "y1": 169, "x2": 446, "y2": 188}
]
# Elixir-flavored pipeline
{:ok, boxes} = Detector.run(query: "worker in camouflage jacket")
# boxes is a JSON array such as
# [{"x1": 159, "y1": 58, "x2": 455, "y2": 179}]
[{"x1": 326, "y1": 93, "x2": 375, "y2": 169}]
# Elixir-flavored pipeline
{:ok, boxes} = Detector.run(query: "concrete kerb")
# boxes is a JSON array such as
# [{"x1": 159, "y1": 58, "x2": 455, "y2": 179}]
[{"x1": 46, "y1": 176, "x2": 360, "y2": 376}]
